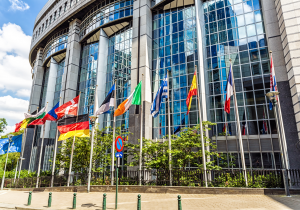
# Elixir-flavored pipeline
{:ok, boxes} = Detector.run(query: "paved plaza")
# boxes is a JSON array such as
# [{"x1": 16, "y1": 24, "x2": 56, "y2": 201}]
[{"x1": 0, "y1": 190, "x2": 299, "y2": 209}]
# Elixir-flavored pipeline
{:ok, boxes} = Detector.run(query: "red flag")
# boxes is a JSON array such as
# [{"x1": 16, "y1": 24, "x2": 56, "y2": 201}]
[
  {"x1": 55, "y1": 96, "x2": 79, "y2": 120},
  {"x1": 14, "y1": 121, "x2": 22, "y2": 133}
]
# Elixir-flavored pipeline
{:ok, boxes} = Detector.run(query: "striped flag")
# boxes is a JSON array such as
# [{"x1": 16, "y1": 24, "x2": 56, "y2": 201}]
[
  {"x1": 114, "y1": 81, "x2": 142, "y2": 117},
  {"x1": 57, "y1": 114, "x2": 90, "y2": 141},
  {"x1": 224, "y1": 64, "x2": 233, "y2": 114},
  {"x1": 96, "y1": 84, "x2": 115, "y2": 115},
  {"x1": 269, "y1": 53, "x2": 277, "y2": 110},
  {"x1": 29, "y1": 102, "x2": 59, "y2": 125},
  {"x1": 55, "y1": 95, "x2": 79, "y2": 120},
  {"x1": 150, "y1": 74, "x2": 168, "y2": 118},
  {"x1": 186, "y1": 71, "x2": 197, "y2": 114}
]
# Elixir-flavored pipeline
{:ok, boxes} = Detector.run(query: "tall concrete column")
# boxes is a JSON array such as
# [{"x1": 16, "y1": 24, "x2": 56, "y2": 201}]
[
  {"x1": 262, "y1": 0, "x2": 300, "y2": 169},
  {"x1": 41, "y1": 57, "x2": 58, "y2": 138},
  {"x1": 29, "y1": 48, "x2": 44, "y2": 112},
  {"x1": 129, "y1": 0, "x2": 153, "y2": 146},
  {"x1": 61, "y1": 19, "x2": 81, "y2": 104},
  {"x1": 97, "y1": 29, "x2": 109, "y2": 130}
]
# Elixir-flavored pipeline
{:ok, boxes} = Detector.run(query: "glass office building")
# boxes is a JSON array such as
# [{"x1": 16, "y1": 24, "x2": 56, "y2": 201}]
[{"x1": 26, "y1": 0, "x2": 300, "y2": 172}]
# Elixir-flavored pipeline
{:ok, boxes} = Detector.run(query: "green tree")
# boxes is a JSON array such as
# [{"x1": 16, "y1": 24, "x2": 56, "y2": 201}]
[
  {"x1": 0, "y1": 152, "x2": 20, "y2": 171},
  {"x1": 0, "y1": 118, "x2": 7, "y2": 135},
  {"x1": 126, "y1": 121, "x2": 221, "y2": 170},
  {"x1": 55, "y1": 125, "x2": 129, "y2": 175}
]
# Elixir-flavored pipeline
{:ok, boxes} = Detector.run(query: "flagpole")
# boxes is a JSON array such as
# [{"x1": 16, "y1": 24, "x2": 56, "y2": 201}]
[
  {"x1": 18, "y1": 107, "x2": 34, "y2": 178},
  {"x1": 28, "y1": 107, "x2": 39, "y2": 174},
  {"x1": 229, "y1": 59, "x2": 248, "y2": 186},
  {"x1": 51, "y1": 128, "x2": 59, "y2": 187},
  {"x1": 195, "y1": 65, "x2": 208, "y2": 188},
  {"x1": 166, "y1": 70, "x2": 172, "y2": 186},
  {"x1": 1, "y1": 136, "x2": 12, "y2": 190},
  {"x1": 36, "y1": 103, "x2": 48, "y2": 188},
  {"x1": 139, "y1": 74, "x2": 144, "y2": 186},
  {"x1": 14, "y1": 159, "x2": 19, "y2": 183},
  {"x1": 111, "y1": 79, "x2": 117, "y2": 186},
  {"x1": 87, "y1": 87, "x2": 97, "y2": 193},
  {"x1": 67, "y1": 92, "x2": 81, "y2": 187},
  {"x1": 28, "y1": 125, "x2": 37, "y2": 174}
]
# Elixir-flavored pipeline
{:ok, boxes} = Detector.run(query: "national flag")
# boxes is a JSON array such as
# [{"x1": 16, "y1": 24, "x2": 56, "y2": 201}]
[
  {"x1": 174, "y1": 117, "x2": 185, "y2": 134},
  {"x1": 57, "y1": 114, "x2": 90, "y2": 141},
  {"x1": 150, "y1": 74, "x2": 168, "y2": 118},
  {"x1": 114, "y1": 81, "x2": 142, "y2": 117},
  {"x1": 14, "y1": 121, "x2": 22, "y2": 133},
  {"x1": 28, "y1": 112, "x2": 46, "y2": 126},
  {"x1": 242, "y1": 112, "x2": 247, "y2": 135},
  {"x1": 224, "y1": 64, "x2": 233, "y2": 114},
  {"x1": 24, "y1": 107, "x2": 46, "y2": 119},
  {"x1": 262, "y1": 106, "x2": 268, "y2": 134},
  {"x1": 43, "y1": 102, "x2": 60, "y2": 121},
  {"x1": 269, "y1": 53, "x2": 277, "y2": 110},
  {"x1": 0, "y1": 134, "x2": 22, "y2": 155},
  {"x1": 96, "y1": 84, "x2": 115, "y2": 115},
  {"x1": 186, "y1": 71, "x2": 197, "y2": 114},
  {"x1": 55, "y1": 96, "x2": 79, "y2": 120}
]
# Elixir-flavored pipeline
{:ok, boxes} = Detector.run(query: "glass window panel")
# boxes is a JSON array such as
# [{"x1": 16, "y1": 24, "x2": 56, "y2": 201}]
[
  {"x1": 246, "y1": 106, "x2": 256, "y2": 120},
  {"x1": 219, "y1": 31, "x2": 227, "y2": 43},
  {"x1": 218, "y1": 19, "x2": 226, "y2": 31},
  {"x1": 247, "y1": 24, "x2": 256, "y2": 36},
  {"x1": 239, "y1": 38, "x2": 248, "y2": 51},
  {"x1": 248, "y1": 36, "x2": 258, "y2": 49},
  {"x1": 241, "y1": 64, "x2": 251, "y2": 77},
  {"x1": 234, "y1": 4, "x2": 244, "y2": 15},
  {"x1": 245, "y1": 12, "x2": 255, "y2": 25},
  {"x1": 225, "y1": 6, "x2": 234, "y2": 17},
  {"x1": 250, "y1": 49, "x2": 260, "y2": 62},
  {"x1": 217, "y1": 8, "x2": 225, "y2": 20},
  {"x1": 253, "y1": 0, "x2": 260, "y2": 10},
  {"x1": 258, "y1": 34, "x2": 267, "y2": 47},
  {"x1": 256, "y1": 22, "x2": 264, "y2": 34},
  {"x1": 236, "y1": 15, "x2": 245, "y2": 27},
  {"x1": 254, "y1": 10, "x2": 262, "y2": 22},
  {"x1": 210, "y1": 22, "x2": 218, "y2": 33},
  {"x1": 243, "y1": 1, "x2": 253, "y2": 13},
  {"x1": 251, "y1": 153, "x2": 262, "y2": 168},
  {"x1": 210, "y1": 33, "x2": 218, "y2": 45},
  {"x1": 240, "y1": 51, "x2": 249, "y2": 64},
  {"x1": 238, "y1": 26, "x2": 247, "y2": 39},
  {"x1": 226, "y1": 17, "x2": 236, "y2": 29},
  {"x1": 216, "y1": 0, "x2": 224, "y2": 9},
  {"x1": 209, "y1": 11, "x2": 216, "y2": 22},
  {"x1": 251, "y1": 62, "x2": 261, "y2": 75},
  {"x1": 255, "y1": 90, "x2": 265, "y2": 104},
  {"x1": 243, "y1": 77, "x2": 253, "y2": 91},
  {"x1": 253, "y1": 76, "x2": 264, "y2": 89},
  {"x1": 261, "y1": 61, "x2": 270, "y2": 74}
]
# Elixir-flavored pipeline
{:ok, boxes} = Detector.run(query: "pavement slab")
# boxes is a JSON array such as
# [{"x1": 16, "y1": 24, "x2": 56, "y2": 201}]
[{"x1": 0, "y1": 190, "x2": 299, "y2": 209}]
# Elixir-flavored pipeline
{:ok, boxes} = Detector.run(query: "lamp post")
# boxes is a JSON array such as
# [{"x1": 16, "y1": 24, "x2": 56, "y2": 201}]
[
  {"x1": 87, "y1": 115, "x2": 97, "y2": 193},
  {"x1": 1, "y1": 134, "x2": 13, "y2": 190},
  {"x1": 266, "y1": 91, "x2": 290, "y2": 196}
]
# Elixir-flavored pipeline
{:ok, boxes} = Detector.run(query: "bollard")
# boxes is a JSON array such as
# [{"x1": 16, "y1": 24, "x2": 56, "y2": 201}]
[
  {"x1": 72, "y1": 193, "x2": 76, "y2": 209},
  {"x1": 137, "y1": 194, "x2": 141, "y2": 210},
  {"x1": 102, "y1": 193, "x2": 106, "y2": 210},
  {"x1": 27, "y1": 191, "x2": 32, "y2": 206},
  {"x1": 178, "y1": 195, "x2": 182, "y2": 210},
  {"x1": 48, "y1": 192, "x2": 52, "y2": 207}
]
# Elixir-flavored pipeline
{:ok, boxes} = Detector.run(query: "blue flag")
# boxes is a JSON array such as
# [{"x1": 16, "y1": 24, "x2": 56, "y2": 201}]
[
  {"x1": 150, "y1": 74, "x2": 168, "y2": 118},
  {"x1": 0, "y1": 134, "x2": 22, "y2": 155}
]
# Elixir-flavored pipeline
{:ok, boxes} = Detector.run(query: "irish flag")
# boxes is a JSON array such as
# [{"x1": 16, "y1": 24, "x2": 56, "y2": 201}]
[{"x1": 114, "y1": 81, "x2": 142, "y2": 117}]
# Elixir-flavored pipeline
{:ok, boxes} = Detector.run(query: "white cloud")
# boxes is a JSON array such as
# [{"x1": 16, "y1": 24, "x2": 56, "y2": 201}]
[
  {"x1": 9, "y1": 0, "x2": 30, "y2": 11},
  {"x1": 0, "y1": 23, "x2": 32, "y2": 98},
  {"x1": 0, "y1": 95, "x2": 29, "y2": 134}
]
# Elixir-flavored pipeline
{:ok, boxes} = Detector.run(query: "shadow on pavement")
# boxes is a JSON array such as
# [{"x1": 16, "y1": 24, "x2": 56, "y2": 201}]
[{"x1": 267, "y1": 195, "x2": 300, "y2": 209}]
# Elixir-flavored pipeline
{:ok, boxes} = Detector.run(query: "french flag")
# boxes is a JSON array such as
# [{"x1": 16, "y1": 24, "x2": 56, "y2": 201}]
[
  {"x1": 224, "y1": 64, "x2": 233, "y2": 114},
  {"x1": 269, "y1": 54, "x2": 277, "y2": 110}
]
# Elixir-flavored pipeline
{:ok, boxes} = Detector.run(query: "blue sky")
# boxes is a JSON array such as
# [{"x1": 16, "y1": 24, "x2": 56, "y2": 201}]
[
  {"x1": 0, "y1": 0, "x2": 48, "y2": 134},
  {"x1": 0, "y1": 0, "x2": 47, "y2": 35}
]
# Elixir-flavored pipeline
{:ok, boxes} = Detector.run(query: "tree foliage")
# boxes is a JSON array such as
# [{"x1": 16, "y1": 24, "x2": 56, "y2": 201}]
[
  {"x1": 126, "y1": 121, "x2": 222, "y2": 170},
  {"x1": 55, "y1": 125, "x2": 129, "y2": 174},
  {"x1": 0, "y1": 118, "x2": 7, "y2": 135}
]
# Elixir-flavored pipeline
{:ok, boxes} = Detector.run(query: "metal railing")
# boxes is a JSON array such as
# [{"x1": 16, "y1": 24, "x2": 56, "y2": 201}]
[{"x1": 2, "y1": 169, "x2": 300, "y2": 189}]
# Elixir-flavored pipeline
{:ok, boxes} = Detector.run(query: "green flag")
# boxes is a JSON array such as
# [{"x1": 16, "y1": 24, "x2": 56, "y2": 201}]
[{"x1": 132, "y1": 81, "x2": 142, "y2": 105}]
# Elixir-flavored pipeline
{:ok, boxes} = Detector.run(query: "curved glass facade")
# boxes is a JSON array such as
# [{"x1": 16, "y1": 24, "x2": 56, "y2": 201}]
[
  {"x1": 78, "y1": 42, "x2": 99, "y2": 115},
  {"x1": 204, "y1": 0, "x2": 280, "y2": 169},
  {"x1": 152, "y1": 6, "x2": 198, "y2": 139},
  {"x1": 42, "y1": 30, "x2": 68, "y2": 64},
  {"x1": 103, "y1": 27, "x2": 132, "y2": 132},
  {"x1": 79, "y1": 0, "x2": 133, "y2": 40}
]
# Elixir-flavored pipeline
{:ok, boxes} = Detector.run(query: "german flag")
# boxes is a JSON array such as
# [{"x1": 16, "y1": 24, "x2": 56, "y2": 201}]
[{"x1": 57, "y1": 114, "x2": 90, "y2": 141}]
